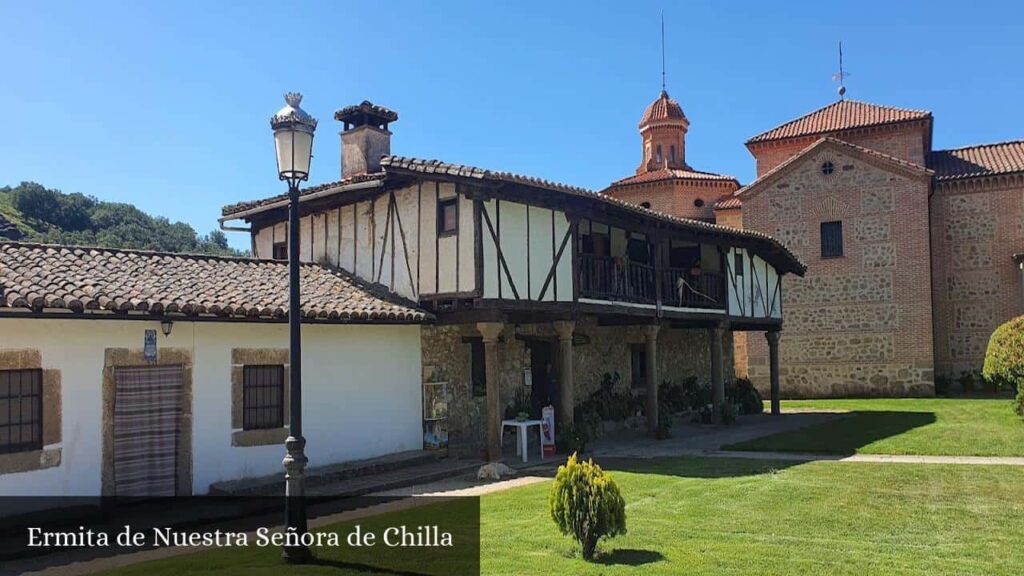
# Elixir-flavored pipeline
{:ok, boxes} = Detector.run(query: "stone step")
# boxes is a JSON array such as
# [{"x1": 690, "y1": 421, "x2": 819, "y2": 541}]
[
  {"x1": 305, "y1": 458, "x2": 484, "y2": 498},
  {"x1": 209, "y1": 449, "x2": 444, "y2": 496}
]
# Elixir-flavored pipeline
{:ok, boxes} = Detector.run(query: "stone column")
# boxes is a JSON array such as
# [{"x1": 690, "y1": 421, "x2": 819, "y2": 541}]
[
  {"x1": 552, "y1": 321, "x2": 576, "y2": 430},
  {"x1": 710, "y1": 323, "x2": 726, "y2": 424},
  {"x1": 477, "y1": 322, "x2": 505, "y2": 462},
  {"x1": 766, "y1": 329, "x2": 781, "y2": 416},
  {"x1": 644, "y1": 324, "x2": 660, "y2": 434}
]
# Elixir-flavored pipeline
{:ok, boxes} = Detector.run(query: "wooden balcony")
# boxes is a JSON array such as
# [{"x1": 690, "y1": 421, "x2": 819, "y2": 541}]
[
  {"x1": 660, "y1": 267, "x2": 726, "y2": 310},
  {"x1": 578, "y1": 254, "x2": 725, "y2": 310}
]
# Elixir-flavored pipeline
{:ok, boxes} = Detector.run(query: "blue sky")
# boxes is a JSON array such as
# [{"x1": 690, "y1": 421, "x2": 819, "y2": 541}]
[{"x1": 2, "y1": 1, "x2": 1022, "y2": 250}]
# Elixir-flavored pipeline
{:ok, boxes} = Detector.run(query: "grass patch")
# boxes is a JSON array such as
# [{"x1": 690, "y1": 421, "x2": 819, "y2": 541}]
[
  {"x1": 726, "y1": 398, "x2": 1024, "y2": 456},
  {"x1": 96, "y1": 457, "x2": 1024, "y2": 575}
]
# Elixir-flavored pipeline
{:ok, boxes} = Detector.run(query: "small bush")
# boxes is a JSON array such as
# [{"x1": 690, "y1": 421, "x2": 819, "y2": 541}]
[
  {"x1": 721, "y1": 402, "x2": 738, "y2": 425},
  {"x1": 580, "y1": 373, "x2": 639, "y2": 422},
  {"x1": 548, "y1": 453, "x2": 626, "y2": 560},
  {"x1": 983, "y1": 316, "x2": 1024, "y2": 406},
  {"x1": 727, "y1": 377, "x2": 764, "y2": 415}
]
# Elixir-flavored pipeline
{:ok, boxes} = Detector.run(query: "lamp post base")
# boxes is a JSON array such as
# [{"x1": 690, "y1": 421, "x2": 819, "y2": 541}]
[{"x1": 282, "y1": 435, "x2": 311, "y2": 564}]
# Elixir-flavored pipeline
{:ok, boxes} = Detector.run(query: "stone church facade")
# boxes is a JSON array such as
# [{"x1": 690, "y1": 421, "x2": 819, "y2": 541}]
[{"x1": 605, "y1": 93, "x2": 1024, "y2": 397}]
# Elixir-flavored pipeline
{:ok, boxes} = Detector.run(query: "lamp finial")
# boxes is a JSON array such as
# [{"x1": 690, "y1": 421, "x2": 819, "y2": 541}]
[{"x1": 285, "y1": 92, "x2": 303, "y2": 107}]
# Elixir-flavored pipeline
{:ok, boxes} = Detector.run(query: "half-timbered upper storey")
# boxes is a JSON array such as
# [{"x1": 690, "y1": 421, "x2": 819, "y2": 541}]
[{"x1": 221, "y1": 102, "x2": 805, "y2": 329}]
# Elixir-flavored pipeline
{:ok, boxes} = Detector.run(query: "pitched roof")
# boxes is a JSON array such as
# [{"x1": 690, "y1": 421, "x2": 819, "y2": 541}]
[
  {"x1": 733, "y1": 137, "x2": 932, "y2": 199},
  {"x1": 0, "y1": 214, "x2": 22, "y2": 240},
  {"x1": 608, "y1": 167, "x2": 739, "y2": 187},
  {"x1": 746, "y1": 100, "x2": 931, "y2": 145},
  {"x1": 928, "y1": 140, "x2": 1024, "y2": 181},
  {"x1": 221, "y1": 172, "x2": 385, "y2": 217},
  {"x1": 639, "y1": 90, "x2": 688, "y2": 128},
  {"x1": 0, "y1": 243, "x2": 427, "y2": 322},
  {"x1": 713, "y1": 196, "x2": 742, "y2": 210},
  {"x1": 380, "y1": 156, "x2": 806, "y2": 275}
]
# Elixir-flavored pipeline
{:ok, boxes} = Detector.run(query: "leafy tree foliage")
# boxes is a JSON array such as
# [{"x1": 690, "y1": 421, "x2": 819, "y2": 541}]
[{"x1": 1, "y1": 182, "x2": 244, "y2": 256}]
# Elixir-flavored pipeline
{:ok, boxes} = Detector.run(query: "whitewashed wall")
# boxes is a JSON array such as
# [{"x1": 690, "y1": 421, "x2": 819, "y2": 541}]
[
  {"x1": 726, "y1": 247, "x2": 782, "y2": 319},
  {"x1": 251, "y1": 182, "x2": 476, "y2": 300},
  {"x1": 481, "y1": 199, "x2": 573, "y2": 301},
  {"x1": 0, "y1": 318, "x2": 422, "y2": 496}
]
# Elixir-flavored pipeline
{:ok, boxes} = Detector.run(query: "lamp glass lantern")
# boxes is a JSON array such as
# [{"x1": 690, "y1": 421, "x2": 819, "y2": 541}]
[{"x1": 271, "y1": 93, "x2": 318, "y2": 183}]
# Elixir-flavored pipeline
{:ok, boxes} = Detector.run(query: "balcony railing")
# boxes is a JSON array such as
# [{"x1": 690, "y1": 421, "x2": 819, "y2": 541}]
[
  {"x1": 578, "y1": 255, "x2": 656, "y2": 303},
  {"x1": 660, "y1": 267, "x2": 725, "y2": 310},
  {"x1": 578, "y1": 255, "x2": 726, "y2": 310}
]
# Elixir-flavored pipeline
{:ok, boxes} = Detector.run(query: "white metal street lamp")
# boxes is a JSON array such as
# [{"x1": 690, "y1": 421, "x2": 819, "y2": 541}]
[{"x1": 270, "y1": 92, "x2": 317, "y2": 564}]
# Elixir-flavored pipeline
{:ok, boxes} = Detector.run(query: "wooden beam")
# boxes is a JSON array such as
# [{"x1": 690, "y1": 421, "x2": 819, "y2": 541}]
[{"x1": 480, "y1": 201, "x2": 521, "y2": 300}]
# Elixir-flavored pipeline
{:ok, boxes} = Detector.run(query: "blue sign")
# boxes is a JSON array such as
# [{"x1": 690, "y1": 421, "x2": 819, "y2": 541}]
[{"x1": 144, "y1": 329, "x2": 158, "y2": 361}]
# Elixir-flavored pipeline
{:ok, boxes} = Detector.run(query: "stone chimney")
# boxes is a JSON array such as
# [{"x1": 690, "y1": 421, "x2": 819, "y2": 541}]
[{"x1": 334, "y1": 101, "x2": 399, "y2": 178}]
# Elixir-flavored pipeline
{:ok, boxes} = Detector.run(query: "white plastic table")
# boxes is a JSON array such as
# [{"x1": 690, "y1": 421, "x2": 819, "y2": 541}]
[{"x1": 501, "y1": 419, "x2": 545, "y2": 463}]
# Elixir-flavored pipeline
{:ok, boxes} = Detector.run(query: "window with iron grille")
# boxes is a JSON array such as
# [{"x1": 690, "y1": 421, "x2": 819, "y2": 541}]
[
  {"x1": 820, "y1": 221, "x2": 844, "y2": 258},
  {"x1": 242, "y1": 365, "x2": 284, "y2": 430},
  {"x1": 0, "y1": 369, "x2": 43, "y2": 454}
]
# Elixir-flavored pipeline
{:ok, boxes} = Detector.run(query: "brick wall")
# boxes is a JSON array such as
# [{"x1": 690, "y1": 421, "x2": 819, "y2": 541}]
[
  {"x1": 605, "y1": 179, "x2": 738, "y2": 220},
  {"x1": 741, "y1": 143, "x2": 934, "y2": 397},
  {"x1": 749, "y1": 122, "x2": 930, "y2": 174},
  {"x1": 930, "y1": 176, "x2": 1024, "y2": 377}
]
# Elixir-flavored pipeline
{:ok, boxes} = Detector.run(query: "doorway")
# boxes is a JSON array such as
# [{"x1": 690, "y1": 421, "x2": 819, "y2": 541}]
[
  {"x1": 528, "y1": 340, "x2": 557, "y2": 418},
  {"x1": 112, "y1": 365, "x2": 184, "y2": 497}
]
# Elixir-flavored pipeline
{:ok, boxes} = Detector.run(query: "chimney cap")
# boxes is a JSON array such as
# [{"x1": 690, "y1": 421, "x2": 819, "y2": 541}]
[{"x1": 334, "y1": 100, "x2": 398, "y2": 128}]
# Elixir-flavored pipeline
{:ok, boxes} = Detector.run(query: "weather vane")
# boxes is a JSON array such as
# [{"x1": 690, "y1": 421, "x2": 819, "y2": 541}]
[
  {"x1": 832, "y1": 41, "x2": 851, "y2": 100},
  {"x1": 661, "y1": 11, "x2": 666, "y2": 92}
]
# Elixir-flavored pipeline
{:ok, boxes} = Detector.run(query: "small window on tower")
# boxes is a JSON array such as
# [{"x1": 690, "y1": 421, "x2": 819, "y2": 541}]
[
  {"x1": 437, "y1": 198, "x2": 458, "y2": 236},
  {"x1": 821, "y1": 161, "x2": 835, "y2": 176},
  {"x1": 640, "y1": 201, "x2": 651, "y2": 209},
  {"x1": 655, "y1": 145, "x2": 663, "y2": 164},
  {"x1": 670, "y1": 145, "x2": 676, "y2": 163},
  {"x1": 693, "y1": 198, "x2": 705, "y2": 208}
]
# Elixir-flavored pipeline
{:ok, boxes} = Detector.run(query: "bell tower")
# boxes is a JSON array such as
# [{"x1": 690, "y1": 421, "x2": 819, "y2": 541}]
[{"x1": 637, "y1": 90, "x2": 690, "y2": 174}]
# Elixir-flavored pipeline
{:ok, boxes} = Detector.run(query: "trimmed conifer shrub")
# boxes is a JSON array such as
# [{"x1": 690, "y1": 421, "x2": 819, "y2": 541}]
[
  {"x1": 548, "y1": 453, "x2": 626, "y2": 560},
  {"x1": 982, "y1": 315, "x2": 1024, "y2": 415}
]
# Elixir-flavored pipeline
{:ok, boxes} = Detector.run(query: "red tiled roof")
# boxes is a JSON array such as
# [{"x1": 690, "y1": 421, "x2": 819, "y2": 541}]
[
  {"x1": 0, "y1": 243, "x2": 428, "y2": 322},
  {"x1": 928, "y1": 140, "x2": 1024, "y2": 181},
  {"x1": 713, "y1": 196, "x2": 742, "y2": 210},
  {"x1": 639, "y1": 90, "x2": 688, "y2": 128},
  {"x1": 746, "y1": 100, "x2": 931, "y2": 145},
  {"x1": 221, "y1": 172, "x2": 386, "y2": 217},
  {"x1": 608, "y1": 167, "x2": 739, "y2": 187}
]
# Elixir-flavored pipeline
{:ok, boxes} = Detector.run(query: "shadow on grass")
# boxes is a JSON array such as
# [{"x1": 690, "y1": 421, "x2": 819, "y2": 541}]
[
  {"x1": 597, "y1": 456, "x2": 806, "y2": 479},
  {"x1": 722, "y1": 410, "x2": 937, "y2": 456},
  {"x1": 310, "y1": 557, "x2": 437, "y2": 575},
  {"x1": 594, "y1": 548, "x2": 665, "y2": 566}
]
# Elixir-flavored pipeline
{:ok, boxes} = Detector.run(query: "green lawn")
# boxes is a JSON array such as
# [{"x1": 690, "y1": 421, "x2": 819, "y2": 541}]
[
  {"x1": 97, "y1": 457, "x2": 1024, "y2": 576},
  {"x1": 725, "y1": 398, "x2": 1024, "y2": 457}
]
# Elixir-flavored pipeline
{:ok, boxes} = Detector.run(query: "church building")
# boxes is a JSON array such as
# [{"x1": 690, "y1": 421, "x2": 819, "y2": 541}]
[{"x1": 605, "y1": 90, "x2": 1024, "y2": 397}]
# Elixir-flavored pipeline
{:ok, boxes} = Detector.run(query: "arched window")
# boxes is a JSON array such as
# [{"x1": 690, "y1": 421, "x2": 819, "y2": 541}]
[
  {"x1": 670, "y1": 145, "x2": 676, "y2": 163},
  {"x1": 655, "y1": 145, "x2": 663, "y2": 164}
]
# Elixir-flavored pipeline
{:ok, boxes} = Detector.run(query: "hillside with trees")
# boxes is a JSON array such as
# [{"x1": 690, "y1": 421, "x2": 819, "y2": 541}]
[{"x1": 0, "y1": 182, "x2": 244, "y2": 256}]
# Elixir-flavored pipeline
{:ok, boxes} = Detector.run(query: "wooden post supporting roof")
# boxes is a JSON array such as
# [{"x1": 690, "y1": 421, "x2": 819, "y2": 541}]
[
  {"x1": 644, "y1": 324, "x2": 660, "y2": 434},
  {"x1": 766, "y1": 329, "x2": 781, "y2": 416},
  {"x1": 477, "y1": 322, "x2": 505, "y2": 462},
  {"x1": 710, "y1": 323, "x2": 726, "y2": 424},
  {"x1": 553, "y1": 320, "x2": 576, "y2": 430}
]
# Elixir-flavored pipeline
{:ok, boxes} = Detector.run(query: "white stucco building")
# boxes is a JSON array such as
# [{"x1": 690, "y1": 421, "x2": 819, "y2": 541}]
[{"x1": 0, "y1": 244, "x2": 427, "y2": 496}]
